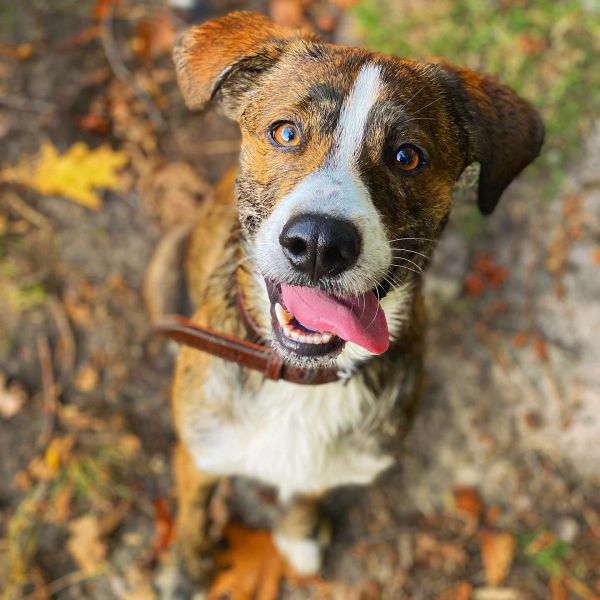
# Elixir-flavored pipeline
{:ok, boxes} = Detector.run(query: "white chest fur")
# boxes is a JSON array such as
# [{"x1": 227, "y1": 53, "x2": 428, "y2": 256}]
[{"x1": 181, "y1": 370, "x2": 393, "y2": 501}]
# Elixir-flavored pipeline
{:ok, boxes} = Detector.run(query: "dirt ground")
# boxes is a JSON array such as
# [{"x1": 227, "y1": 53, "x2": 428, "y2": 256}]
[{"x1": 0, "y1": 1, "x2": 598, "y2": 599}]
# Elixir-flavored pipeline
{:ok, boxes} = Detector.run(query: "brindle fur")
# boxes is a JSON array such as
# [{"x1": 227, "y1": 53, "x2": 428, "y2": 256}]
[{"x1": 165, "y1": 11, "x2": 543, "y2": 585}]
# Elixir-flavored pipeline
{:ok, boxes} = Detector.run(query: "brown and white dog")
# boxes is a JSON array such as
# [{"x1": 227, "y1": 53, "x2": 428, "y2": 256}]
[{"x1": 164, "y1": 10, "x2": 543, "y2": 586}]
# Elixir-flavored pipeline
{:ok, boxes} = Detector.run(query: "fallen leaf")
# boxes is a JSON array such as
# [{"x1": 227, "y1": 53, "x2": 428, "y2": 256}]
[
  {"x1": 73, "y1": 364, "x2": 100, "y2": 392},
  {"x1": 473, "y1": 254, "x2": 508, "y2": 289},
  {"x1": 151, "y1": 498, "x2": 176, "y2": 559},
  {"x1": 415, "y1": 533, "x2": 469, "y2": 574},
  {"x1": 28, "y1": 435, "x2": 76, "y2": 481},
  {"x1": 549, "y1": 576, "x2": 567, "y2": 600},
  {"x1": 465, "y1": 273, "x2": 485, "y2": 297},
  {"x1": 209, "y1": 523, "x2": 292, "y2": 600},
  {"x1": 512, "y1": 332, "x2": 529, "y2": 348},
  {"x1": 78, "y1": 112, "x2": 110, "y2": 135},
  {"x1": 132, "y1": 15, "x2": 176, "y2": 62},
  {"x1": 50, "y1": 484, "x2": 73, "y2": 524},
  {"x1": 94, "y1": 0, "x2": 122, "y2": 20},
  {"x1": 0, "y1": 373, "x2": 27, "y2": 418},
  {"x1": 479, "y1": 530, "x2": 515, "y2": 587},
  {"x1": 454, "y1": 486, "x2": 484, "y2": 519},
  {"x1": 67, "y1": 515, "x2": 107, "y2": 574},
  {"x1": 1, "y1": 141, "x2": 128, "y2": 209},
  {"x1": 0, "y1": 42, "x2": 34, "y2": 59},
  {"x1": 593, "y1": 249, "x2": 600, "y2": 265}
]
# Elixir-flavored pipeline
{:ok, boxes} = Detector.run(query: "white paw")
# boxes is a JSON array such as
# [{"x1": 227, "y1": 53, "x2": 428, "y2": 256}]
[{"x1": 274, "y1": 533, "x2": 322, "y2": 576}]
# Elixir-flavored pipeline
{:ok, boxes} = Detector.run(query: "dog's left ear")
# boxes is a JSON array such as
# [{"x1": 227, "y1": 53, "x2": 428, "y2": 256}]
[
  {"x1": 438, "y1": 64, "x2": 545, "y2": 214},
  {"x1": 174, "y1": 11, "x2": 316, "y2": 118}
]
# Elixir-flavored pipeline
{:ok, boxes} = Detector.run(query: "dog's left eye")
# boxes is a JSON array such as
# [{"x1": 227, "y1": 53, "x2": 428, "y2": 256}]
[
  {"x1": 394, "y1": 144, "x2": 426, "y2": 173},
  {"x1": 270, "y1": 122, "x2": 301, "y2": 148}
]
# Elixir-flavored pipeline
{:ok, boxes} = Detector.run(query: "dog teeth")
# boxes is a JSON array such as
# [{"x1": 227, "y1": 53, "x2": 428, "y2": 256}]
[
  {"x1": 275, "y1": 302, "x2": 333, "y2": 345},
  {"x1": 280, "y1": 322, "x2": 333, "y2": 345},
  {"x1": 275, "y1": 303, "x2": 293, "y2": 325}
]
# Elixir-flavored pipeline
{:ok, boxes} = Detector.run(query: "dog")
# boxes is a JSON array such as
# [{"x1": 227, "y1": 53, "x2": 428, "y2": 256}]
[{"x1": 162, "y1": 10, "x2": 544, "y2": 585}]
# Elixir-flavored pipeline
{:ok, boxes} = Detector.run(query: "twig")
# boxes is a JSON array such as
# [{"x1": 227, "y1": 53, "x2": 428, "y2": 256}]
[
  {"x1": 48, "y1": 296, "x2": 76, "y2": 384},
  {"x1": 2, "y1": 190, "x2": 53, "y2": 230},
  {"x1": 36, "y1": 334, "x2": 58, "y2": 450},
  {"x1": 99, "y1": 5, "x2": 166, "y2": 132},
  {"x1": 23, "y1": 569, "x2": 99, "y2": 600}
]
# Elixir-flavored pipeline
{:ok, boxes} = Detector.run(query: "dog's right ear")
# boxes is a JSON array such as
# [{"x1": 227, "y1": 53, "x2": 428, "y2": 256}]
[{"x1": 174, "y1": 11, "x2": 316, "y2": 117}]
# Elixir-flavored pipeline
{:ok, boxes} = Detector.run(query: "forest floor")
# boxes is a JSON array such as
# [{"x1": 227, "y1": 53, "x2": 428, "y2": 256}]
[{"x1": 0, "y1": 1, "x2": 598, "y2": 599}]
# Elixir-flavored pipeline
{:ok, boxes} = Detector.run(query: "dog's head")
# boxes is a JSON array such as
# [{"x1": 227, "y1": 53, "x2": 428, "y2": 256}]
[{"x1": 175, "y1": 11, "x2": 544, "y2": 369}]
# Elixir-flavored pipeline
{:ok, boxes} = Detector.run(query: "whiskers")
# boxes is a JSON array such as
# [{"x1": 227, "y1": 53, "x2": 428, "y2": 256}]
[{"x1": 380, "y1": 234, "x2": 439, "y2": 291}]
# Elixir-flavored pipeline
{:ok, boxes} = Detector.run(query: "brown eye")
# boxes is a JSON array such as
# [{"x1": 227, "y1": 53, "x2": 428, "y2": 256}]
[
  {"x1": 394, "y1": 144, "x2": 426, "y2": 172},
  {"x1": 271, "y1": 122, "x2": 301, "y2": 148}
]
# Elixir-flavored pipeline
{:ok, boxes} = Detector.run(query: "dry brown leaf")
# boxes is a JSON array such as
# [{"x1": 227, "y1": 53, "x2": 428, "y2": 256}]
[
  {"x1": 465, "y1": 273, "x2": 485, "y2": 297},
  {"x1": 151, "y1": 498, "x2": 176, "y2": 559},
  {"x1": 1, "y1": 141, "x2": 127, "y2": 209},
  {"x1": 67, "y1": 515, "x2": 107, "y2": 574},
  {"x1": 0, "y1": 373, "x2": 27, "y2": 418},
  {"x1": 479, "y1": 530, "x2": 515, "y2": 587},
  {"x1": 454, "y1": 486, "x2": 484, "y2": 519},
  {"x1": 132, "y1": 15, "x2": 176, "y2": 62},
  {"x1": 209, "y1": 523, "x2": 292, "y2": 600},
  {"x1": 94, "y1": 0, "x2": 122, "y2": 21},
  {"x1": 415, "y1": 532, "x2": 469, "y2": 574},
  {"x1": 50, "y1": 484, "x2": 73, "y2": 524},
  {"x1": 549, "y1": 576, "x2": 568, "y2": 600}
]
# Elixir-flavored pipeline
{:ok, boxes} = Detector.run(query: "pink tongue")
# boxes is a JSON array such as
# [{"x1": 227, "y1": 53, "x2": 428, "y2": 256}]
[{"x1": 281, "y1": 285, "x2": 389, "y2": 354}]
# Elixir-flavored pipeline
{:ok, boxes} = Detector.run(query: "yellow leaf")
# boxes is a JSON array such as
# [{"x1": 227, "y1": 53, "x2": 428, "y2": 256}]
[{"x1": 1, "y1": 141, "x2": 128, "y2": 209}]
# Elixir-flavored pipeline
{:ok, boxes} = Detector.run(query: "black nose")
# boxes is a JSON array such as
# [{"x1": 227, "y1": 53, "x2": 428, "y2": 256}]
[{"x1": 279, "y1": 213, "x2": 361, "y2": 281}]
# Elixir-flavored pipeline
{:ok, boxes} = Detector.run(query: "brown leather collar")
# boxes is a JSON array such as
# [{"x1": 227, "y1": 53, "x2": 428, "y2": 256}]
[{"x1": 156, "y1": 316, "x2": 340, "y2": 385}]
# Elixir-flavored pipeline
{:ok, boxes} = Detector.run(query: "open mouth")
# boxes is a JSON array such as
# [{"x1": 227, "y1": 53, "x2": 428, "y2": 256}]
[{"x1": 266, "y1": 280, "x2": 390, "y2": 361}]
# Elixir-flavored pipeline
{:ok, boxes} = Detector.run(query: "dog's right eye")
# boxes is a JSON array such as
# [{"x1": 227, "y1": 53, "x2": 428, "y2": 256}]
[{"x1": 270, "y1": 122, "x2": 301, "y2": 148}]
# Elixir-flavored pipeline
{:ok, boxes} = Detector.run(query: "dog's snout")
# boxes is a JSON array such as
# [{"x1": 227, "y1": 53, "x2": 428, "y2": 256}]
[{"x1": 279, "y1": 214, "x2": 360, "y2": 281}]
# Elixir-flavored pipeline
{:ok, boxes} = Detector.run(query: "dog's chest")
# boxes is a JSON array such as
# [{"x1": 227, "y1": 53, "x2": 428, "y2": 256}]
[{"x1": 186, "y1": 373, "x2": 393, "y2": 500}]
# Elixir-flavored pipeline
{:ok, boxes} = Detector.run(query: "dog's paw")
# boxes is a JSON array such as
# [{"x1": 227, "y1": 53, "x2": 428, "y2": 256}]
[
  {"x1": 274, "y1": 507, "x2": 332, "y2": 576},
  {"x1": 274, "y1": 532, "x2": 323, "y2": 576}
]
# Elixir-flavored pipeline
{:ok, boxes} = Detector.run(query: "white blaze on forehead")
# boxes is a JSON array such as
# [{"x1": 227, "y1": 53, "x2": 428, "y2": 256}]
[
  {"x1": 253, "y1": 60, "x2": 391, "y2": 303},
  {"x1": 330, "y1": 63, "x2": 382, "y2": 169}
]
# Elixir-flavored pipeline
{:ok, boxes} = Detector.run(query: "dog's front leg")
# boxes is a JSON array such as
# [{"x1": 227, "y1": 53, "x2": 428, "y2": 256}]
[
  {"x1": 173, "y1": 442, "x2": 219, "y2": 584},
  {"x1": 274, "y1": 493, "x2": 331, "y2": 576}
]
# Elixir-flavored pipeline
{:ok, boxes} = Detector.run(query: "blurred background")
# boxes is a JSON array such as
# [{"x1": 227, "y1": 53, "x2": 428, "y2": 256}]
[{"x1": 0, "y1": 1, "x2": 598, "y2": 598}]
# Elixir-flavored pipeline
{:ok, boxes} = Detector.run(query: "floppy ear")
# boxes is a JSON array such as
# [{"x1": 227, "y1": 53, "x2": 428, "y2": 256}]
[
  {"x1": 439, "y1": 64, "x2": 544, "y2": 214},
  {"x1": 173, "y1": 11, "x2": 316, "y2": 118}
]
